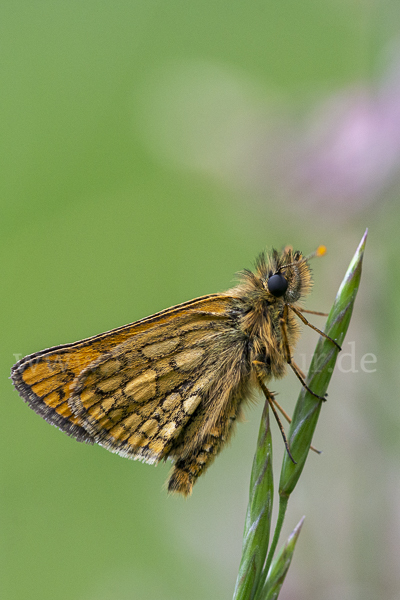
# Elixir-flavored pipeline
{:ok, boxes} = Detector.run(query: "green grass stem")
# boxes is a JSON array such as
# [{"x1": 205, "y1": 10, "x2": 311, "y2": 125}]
[{"x1": 233, "y1": 230, "x2": 367, "y2": 599}]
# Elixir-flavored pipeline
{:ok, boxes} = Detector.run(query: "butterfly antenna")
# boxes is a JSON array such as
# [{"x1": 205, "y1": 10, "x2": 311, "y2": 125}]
[{"x1": 279, "y1": 245, "x2": 326, "y2": 272}]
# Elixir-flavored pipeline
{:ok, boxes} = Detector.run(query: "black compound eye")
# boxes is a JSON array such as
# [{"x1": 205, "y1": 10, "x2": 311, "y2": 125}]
[{"x1": 267, "y1": 273, "x2": 288, "y2": 297}]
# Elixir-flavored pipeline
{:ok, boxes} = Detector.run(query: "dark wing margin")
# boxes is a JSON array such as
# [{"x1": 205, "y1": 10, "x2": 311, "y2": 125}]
[{"x1": 11, "y1": 357, "x2": 95, "y2": 443}]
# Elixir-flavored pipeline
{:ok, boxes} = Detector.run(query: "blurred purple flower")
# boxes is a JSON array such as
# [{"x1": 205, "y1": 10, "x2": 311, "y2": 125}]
[
  {"x1": 137, "y1": 57, "x2": 400, "y2": 217},
  {"x1": 291, "y1": 77, "x2": 400, "y2": 209}
]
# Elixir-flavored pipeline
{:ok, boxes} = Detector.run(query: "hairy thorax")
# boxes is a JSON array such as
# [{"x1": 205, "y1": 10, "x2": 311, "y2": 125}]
[{"x1": 234, "y1": 290, "x2": 301, "y2": 382}]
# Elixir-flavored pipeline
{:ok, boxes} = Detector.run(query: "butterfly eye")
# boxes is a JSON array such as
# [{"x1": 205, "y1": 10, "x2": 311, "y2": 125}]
[{"x1": 267, "y1": 273, "x2": 288, "y2": 297}]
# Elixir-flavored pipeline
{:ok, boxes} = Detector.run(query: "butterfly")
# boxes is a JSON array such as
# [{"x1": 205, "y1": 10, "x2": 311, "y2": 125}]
[{"x1": 11, "y1": 245, "x2": 339, "y2": 496}]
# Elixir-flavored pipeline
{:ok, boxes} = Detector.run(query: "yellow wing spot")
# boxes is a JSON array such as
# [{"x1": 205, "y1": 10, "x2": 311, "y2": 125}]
[
  {"x1": 97, "y1": 374, "x2": 124, "y2": 393},
  {"x1": 160, "y1": 422, "x2": 176, "y2": 439},
  {"x1": 140, "y1": 419, "x2": 159, "y2": 437},
  {"x1": 174, "y1": 348, "x2": 204, "y2": 371},
  {"x1": 108, "y1": 424, "x2": 131, "y2": 442},
  {"x1": 183, "y1": 395, "x2": 201, "y2": 415},
  {"x1": 80, "y1": 388, "x2": 102, "y2": 408},
  {"x1": 98, "y1": 359, "x2": 123, "y2": 377},
  {"x1": 99, "y1": 396, "x2": 117, "y2": 413},
  {"x1": 148, "y1": 439, "x2": 166, "y2": 455},
  {"x1": 80, "y1": 372, "x2": 99, "y2": 388},
  {"x1": 121, "y1": 412, "x2": 142, "y2": 431},
  {"x1": 128, "y1": 432, "x2": 147, "y2": 447},
  {"x1": 88, "y1": 404, "x2": 106, "y2": 420},
  {"x1": 162, "y1": 392, "x2": 181, "y2": 411},
  {"x1": 124, "y1": 369, "x2": 157, "y2": 402},
  {"x1": 142, "y1": 338, "x2": 180, "y2": 359},
  {"x1": 39, "y1": 390, "x2": 61, "y2": 408},
  {"x1": 107, "y1": 408, "x2": 125, "y2": 424},
  {"x1": 53, "y1": 401, "x2": 73, "y2": 417},
  {"x1": 94, "y1": 414, "x2": 113, "y2": 430}
]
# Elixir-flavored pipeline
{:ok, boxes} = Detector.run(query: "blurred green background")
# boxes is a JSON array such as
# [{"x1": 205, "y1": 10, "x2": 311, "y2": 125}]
[{"x1": 2, "y1": 2, "x2": 399, "y2": 599}]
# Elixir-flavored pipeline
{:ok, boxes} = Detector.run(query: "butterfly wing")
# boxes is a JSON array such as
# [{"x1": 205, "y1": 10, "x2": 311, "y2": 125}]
[
  {"x1": 69, "y1": 312, "x2": 228, "y2": 464},
  {"x1": 11, "y1": 295, "x2": 234, "y2": 447}
]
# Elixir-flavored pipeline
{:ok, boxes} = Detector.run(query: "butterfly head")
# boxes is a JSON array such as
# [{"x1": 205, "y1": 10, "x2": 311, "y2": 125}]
[{"x1": 257, "y1": 245, "x2": 326, "y2": 304}]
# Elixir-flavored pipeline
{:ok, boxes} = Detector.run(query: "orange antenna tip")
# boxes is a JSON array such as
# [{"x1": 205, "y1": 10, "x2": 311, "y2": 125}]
[{"x1": 280, "y1": 244, "x2": 327, "y2": 271}]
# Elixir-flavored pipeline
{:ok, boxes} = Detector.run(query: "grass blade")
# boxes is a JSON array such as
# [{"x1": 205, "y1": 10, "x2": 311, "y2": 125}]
[
  {"x1": 232, "y1": 400, "x2": 274, "y2": 600},
  {"x1": 235, "y1": 230, "x2": 367, "y2": 600},
  {"x1": 279, "y1": 228, "x2": 367, "y2": 497},
  {"x1": 259, "y1": 229, "x2": 367, "y2": 591},
  {"x1": 259, "y1": 517, "x2": 305, "y2": 600}
]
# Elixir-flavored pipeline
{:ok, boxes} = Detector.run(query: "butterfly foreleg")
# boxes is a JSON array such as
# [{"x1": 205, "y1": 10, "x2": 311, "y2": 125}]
[
  {"x1": 289, "y1": 304, "x2": 341, "y2": 350},
  {"x1": 279, "y1": 306, "x2": 327, "y2": 402},
  {"x1": 252, "y1": 363, "x2": 296, "y2": 464}
]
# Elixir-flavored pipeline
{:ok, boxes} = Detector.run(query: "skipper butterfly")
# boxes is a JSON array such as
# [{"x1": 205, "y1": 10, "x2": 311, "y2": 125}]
[{"x1": 11, "y1": 245, "x2": 339, "y2": 495}]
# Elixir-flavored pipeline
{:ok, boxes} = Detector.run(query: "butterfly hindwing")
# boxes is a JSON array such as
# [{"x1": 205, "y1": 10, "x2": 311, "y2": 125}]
[{"x1": 69, "y1": 311, "x2": 231, "y2": 464}]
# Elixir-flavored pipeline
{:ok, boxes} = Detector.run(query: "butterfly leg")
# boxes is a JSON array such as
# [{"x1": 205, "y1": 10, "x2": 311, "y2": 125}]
[
  {"x1": 280, "y1": 306, "x2": 327, "y2": 402},
  {"x1": 252, "y1": 365, "x2": 296, "y2": 464},
  {"x1": 289, "y1": 304, "x2": 341, "y2": 350},
  {"x1": 266, "y1": 391, "x2": 321, "y2": 455}
]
